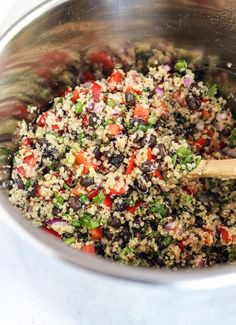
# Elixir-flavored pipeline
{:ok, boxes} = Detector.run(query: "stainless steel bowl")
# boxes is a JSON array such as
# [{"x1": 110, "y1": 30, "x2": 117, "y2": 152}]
[{"x1": 0, "y1": 0, "x2": 236, "y2": 289}]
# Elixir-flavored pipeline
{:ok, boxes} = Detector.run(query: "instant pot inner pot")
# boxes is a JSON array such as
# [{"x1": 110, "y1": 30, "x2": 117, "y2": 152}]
[{"x1": 0, "y1": 0, "x2": 236, "y2": 285}]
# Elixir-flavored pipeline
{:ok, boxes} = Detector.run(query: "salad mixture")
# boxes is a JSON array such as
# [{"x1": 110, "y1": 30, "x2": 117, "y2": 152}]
[{"x1": 9, "y1": 44, "x2": 236, "y2": 269}]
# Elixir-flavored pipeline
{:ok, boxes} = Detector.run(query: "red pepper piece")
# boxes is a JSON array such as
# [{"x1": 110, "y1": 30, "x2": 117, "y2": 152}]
[
  {"x1": 81, "y1": 244, "x2": 96, "y2": 255},
  {"x1": 128, "y1": 201, "x2": 142, "y2": 214},
  {"x1": 90, "y1": 227, "x2": 102, "y2": 240},
  {"x1": 87, "y1": 188, "x2": 99, "y2": 201},
  {"x1": 41, "y1": 227, "x2": 61, "y2": 238},
  {"x1": 103, "y1": 195, "x2": 113, "y2": 207},
  {"x1": 92, "y1": 82, "x2": 101, "y2": 102}
]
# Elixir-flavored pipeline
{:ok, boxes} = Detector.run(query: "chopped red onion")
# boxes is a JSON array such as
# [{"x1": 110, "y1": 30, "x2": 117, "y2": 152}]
[
  {"x1": 93, "y1": 102, "x2": 104, "y2": 113},
  {"x1": 155, "y1": 86, "x2": 165, "y2": 97},
  {"x1": 87, "y1": 100, "x2": 95, "y2": 112},
  {"x1": 46, "y1": 218, "x2": 74, "y2": 235},
  {"x1": 164, "y1": 64, "x2": 171, "y2": 72},
  {"x1": 183, "y1": 77, "x2": 193, "y2": 88},
  {"x1": 164, "y1": 220, "x2": 177, "y2": 230}
]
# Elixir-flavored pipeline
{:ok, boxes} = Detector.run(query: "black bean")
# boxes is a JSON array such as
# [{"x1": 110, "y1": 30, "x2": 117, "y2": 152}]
[
  {"x1": 103, "y1": 230, "x2": 113, "y2": 240},
  {"x1": 115, "y1": 201, "x2": 127, "y2": 211},
  {"x1": 27, "y1": 183, "x2": 38, "y2": 198},
  {"x1": 173, "y1": 112, "x2": 187, "y2": 124},
  {"x1": 93, "y1": 146, "x2": 102, "y2": 160},
  {"x1": 69, "y1": 196, "x2": 82, "y2": 211},
  {"x1": 38, "y1": 139, "x2": 57, "y2": 159},
  {"x1": 156, "y1": 237, "x2": 166, "y2": 250},
  {"x1": 173, "y1": 128, "x2": 183, "y2": 136},
  {"x1": 186, "y1": 95, "x2": 201, "y2": 110},
  {"x1": 125, "y1": 92, "x2": 136, "y2": 106},
  {"x1": 15, "y1": 176, "x2": 24, "y2": 189},
  {"x1": 109, "y1": 154, "x2": 124, "y2": 166},
  {"x1": 140, "y1": 134, "x2": 157, "y2": 148},
  {"x1": 121, "y1": 185, "x2": 133, "y2": 198},
  {"x1": 52, "y1": 206, "x2": 60, "y2": 216},
  {"x1": 197, "y1": 191, "x2": 218, "y2": 202},
  {"x1": 221, "y1": 127, "x2": 232, "y2": 137},
  {"x1": 140, "y1": 161, "x2": 155, "y2": 174},
  {"x1": 155, "y1": 257, "x2": 165, "y2": 267},
  {"x1": 133, "y1": 132, "x2": 144, "y2": 144},
  {"x1": 156, "y1": 143, "x2": 166, "y2": 160},
  {"x1": 80, "y1": 177, "x2": 94, "y2": 187},
  {"x1": 195, "y1": 216, "x2": 204, "y2": 228},
  {"x1": 88, "y1": 113, "x2": 98, "y2": 127},
  {"x1": 108, "y1": 216, "x2": 121, "y2": 228},
  {"x1": 95, "y1": 242, "x2": 105, "y2": 255}
]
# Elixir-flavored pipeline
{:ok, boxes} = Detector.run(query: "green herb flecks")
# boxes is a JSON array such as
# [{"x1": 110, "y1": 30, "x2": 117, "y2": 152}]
[
  {"x1": 80, "y1": 214, "x2": 99, "y2": 229},
  {"x1": 75, "y1": 102, "x2": 83, "y2": 114},
  {"x1": 207, "y1": 84, "x2": 217, "y2": 98},
  {"x1": 149, "y1": 201, "x2": 168, "y2": 218},
  {"x1": 93, "y1": 191, "x2": 105, "y2": 204}
]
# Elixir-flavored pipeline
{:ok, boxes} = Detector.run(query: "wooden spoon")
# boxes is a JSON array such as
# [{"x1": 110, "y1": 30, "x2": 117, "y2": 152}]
[{"x1": 189, "y1": 159, "x2": 236, "y2": 179}]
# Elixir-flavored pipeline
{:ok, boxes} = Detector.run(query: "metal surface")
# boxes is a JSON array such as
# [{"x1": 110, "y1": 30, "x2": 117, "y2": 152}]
[{"x1": 0, "y1": 0, "x2": 236, "y2": 289}]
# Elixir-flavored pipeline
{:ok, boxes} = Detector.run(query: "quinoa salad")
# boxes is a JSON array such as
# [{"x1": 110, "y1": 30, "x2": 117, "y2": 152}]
[{"x1": 9, "y1": 45, "x2": 236, "y2": 269}]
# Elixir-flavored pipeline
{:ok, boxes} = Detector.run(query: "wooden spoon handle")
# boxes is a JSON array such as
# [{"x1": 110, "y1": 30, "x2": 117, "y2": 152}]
[{"x1": 189, "y1": 159, "x2": 236, "y2": 179}]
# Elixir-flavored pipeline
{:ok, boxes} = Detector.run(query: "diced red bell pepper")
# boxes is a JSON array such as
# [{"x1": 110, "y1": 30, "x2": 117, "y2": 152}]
[
  {"x1": 183, "y1": 184, "x2": 198, "y2": 196},
  {"x1": 90, "y1": 227, "x2": 102, "y2": 240},
  {"x1": 81, "y1": 244, "x2": 96, "y2": 255},
  {"x1": 221, "y1": 227, "x2": 231, "y2": 243},
  {"x1": 108, "y1": 180, "x2": 126, "y2": 196},
  {"x1": 23, "y1": 154, "x2": 37, "y2": 167},
  {"x1": 128, "y1": 201, "x2": 142, "y2": 214},
  {"x1": 75, "y1": 151, "x2": 99, "y2": 169},
  {"x1": 126, "y1": 151, "x2": 136, "y2": 175},
  {"x1": 147, "y1": 147, "x2": 155, "y2": 161},
  {"x1": 62, "y1": 87, "x2": 71, "y2": 97},
  {"x1": 153, "y1": 169, "x2": 163, "y2": 179},
  {"x1": 37, "y1": 112, "x2": 48, "y2": 127},
  {"x1": 134, "y1": 104, "x2": 150, "y2": 122},
  {"x1": 36, "y1": 185, "x2": 42, "y2": 197},
  {"x1": 16, "y1": 167, "x2": 27, "y2": 178},
  {"x1": 106, "y1": 123, "x2": 123, "y2": 136},
  {"x1": 87, "y1": 188, "x2": 99, "y2": 201},
  {"x1": 177, "y1": 241, "x2": 185, "y2": 250},
  {"x1": 193, "y1": 137, "x2": 209, "y2": 149},
  {"x1": 103, "y1": 195, "x2": 113, "y2": 207},
  {"x1": 108, "y1": 69, "x2": 123, "y2": 84},
  {"x1": 205, "y1": 127, "x2": 215, "y2": 138},
  {"x1": 92, "y1": 82, "x2": 101, "y2": 102},
  {"x1": 41, "y1": 226, "x2": 61, "y2": 238},
  {"x1": 202, "y1": 109, "x2": 211, "y2": 119},
  {"x1": 22, "y1": 137, "x2": 32, "y2": 146},
  {"x1": 87, "y1": 50, "x2": 114, "y2": 69},
  {"x1": 71, "y1": 89, "x2": 79, "y2": 103},
  {"x1": 82, "y1": 115, "x2": 88, "y2": 126}
]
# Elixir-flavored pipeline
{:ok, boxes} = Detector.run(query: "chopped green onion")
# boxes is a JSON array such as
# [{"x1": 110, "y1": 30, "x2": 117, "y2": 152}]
[
  {"x1": 77, "y1": 133, "x2": 84, "y2": 144},
  {"x1": 25, "y1": 178, "x2": 33, "y2": 190},
  {"x1": 230, "y1": 128, "x2": 236, "y2": 147},
  {"x1": 126, "y1": 199, "x2": 135, "y2": 206},
  {"x1": 175, "y1": 59, "x2": 187, "y2": 73},
  {"x1": 176, "y1": 146, "x2": 192, "y2": 159},
  {"x1": 207, "y1": 84, "x2": 217, "y2": 98},
  {"x1": 181, "y1": 193, "x2": 193, "y2": 204},
  {"x1": 63, "y1": 183, "x2": 70, "y2": 190},
  {"x1": 80, "y1": 214, "x2": 99, "y2": 229},
  {"x1": 63, "y1": 236, "x2": 76, "y2": 245},
  {"x1": 55, "y1": 195, "x2": 64, "y2": 205},
  {"x1": 107, "y1": 98, "x2": 115, "y2": 107},
  {"x1": 103, "y1": 119, "x2": 113, "y2": 127},
  {"x1": 67, "y1": 154, "x2": 75, "y2": 164},
  {"x1": 149, "y1": 201, "x2": 168, "y2": 217},
  {"x1": 136, "y1": 124, "x2": 148, "y2": 132},
  {"x1": 75, "y1": 102, "x2": 83, "y2": 114},
  {"x1": 69, "y1": 220, "x2": 81, "y2": 227},
  {"x1": 79, "y1": 194, "x2": 89, "y2": 204},
  {"x1": 133, "y1": 93, "x2": 139, "y2": 100},
  {"x1": 172, "y1": 154, "x2": 177, "y2": 166},
  {"x1": 93, "y1": 191, "x2": 105, "y2": 204},
  {"x1": 162, "y1": 235, "x2": 173, "y2": 246}
]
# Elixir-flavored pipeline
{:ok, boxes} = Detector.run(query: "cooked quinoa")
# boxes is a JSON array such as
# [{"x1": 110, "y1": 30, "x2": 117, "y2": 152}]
[{"x1": 9, "y1": 46, "x2": 236, "y2": 269}]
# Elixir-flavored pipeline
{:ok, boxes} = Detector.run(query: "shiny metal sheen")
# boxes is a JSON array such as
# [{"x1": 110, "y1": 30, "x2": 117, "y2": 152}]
[{"x1": 0, "y1": 0, "x2": 236, "y2": 289}]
